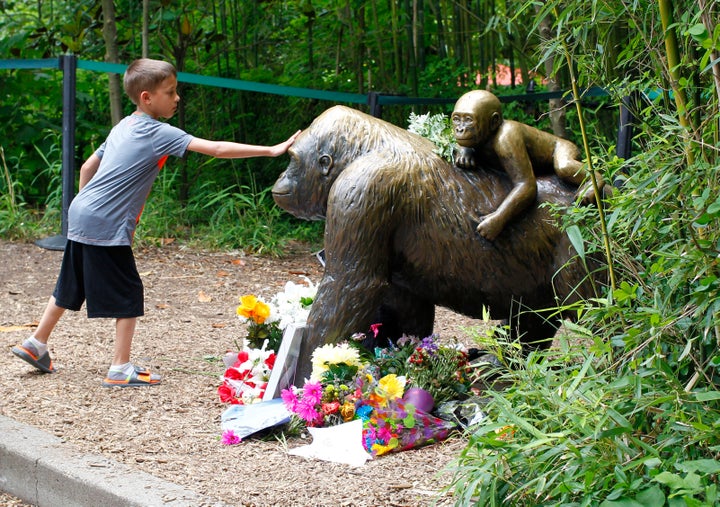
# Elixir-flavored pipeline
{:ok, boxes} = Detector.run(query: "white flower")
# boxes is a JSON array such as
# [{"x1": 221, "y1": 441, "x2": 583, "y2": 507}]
[
  {"x1": 270, "y1": 277, "x2": 317, "y2": 330},
  {"x1": 310, "y1": 343, "x2": 364, "y2": 381}
]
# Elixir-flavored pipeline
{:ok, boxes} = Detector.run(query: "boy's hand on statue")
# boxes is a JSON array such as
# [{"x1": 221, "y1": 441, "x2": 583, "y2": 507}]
[{"x1": 272, "y1": 130, "x2": 302, "y2": 156}]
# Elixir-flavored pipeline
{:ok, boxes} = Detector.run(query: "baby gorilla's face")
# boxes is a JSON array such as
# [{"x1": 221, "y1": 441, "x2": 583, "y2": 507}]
[
  {"x1": 451, "y1": 110, "x2": 479, "y2": 148},
  {"x1": 451, "y1": 90, "x2": 503, "y2": 148}
]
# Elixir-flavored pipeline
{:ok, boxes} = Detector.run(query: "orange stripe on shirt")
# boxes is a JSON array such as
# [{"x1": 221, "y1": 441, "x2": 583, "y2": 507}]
[{"x1": 134, "y1": 156, "x2": 169, "y2": 228}]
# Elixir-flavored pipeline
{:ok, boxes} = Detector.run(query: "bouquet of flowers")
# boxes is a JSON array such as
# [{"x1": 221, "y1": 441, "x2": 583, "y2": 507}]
[
  {"x1": 236, "y1": 278, "x2": 316, "y2": 353},
  {"x1": 281, "y1": 342, "x2": 457, "y2": 457},
  {"x1": 218, "y1": 278, "x2": 317, "y2": 406},
  {"x1": 372, "y1": 334, "x2": 472, "y2": 405},
  {"x1": 218, "y1": 347, "x2": 277, "y2": 405}
]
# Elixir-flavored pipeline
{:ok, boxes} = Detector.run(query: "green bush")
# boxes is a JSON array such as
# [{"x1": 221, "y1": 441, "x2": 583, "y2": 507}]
[{"x1": 449, "y1": 335, "x2": 720, "y2": 506}]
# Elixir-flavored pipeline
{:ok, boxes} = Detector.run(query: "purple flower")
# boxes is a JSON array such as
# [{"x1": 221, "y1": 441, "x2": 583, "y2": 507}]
[
  {"x1": 419, "y1": 335, "x2": 439, "y2": 355},
  {"x1": 221, "y1": 430, "x2": 242, "y2": 445}
]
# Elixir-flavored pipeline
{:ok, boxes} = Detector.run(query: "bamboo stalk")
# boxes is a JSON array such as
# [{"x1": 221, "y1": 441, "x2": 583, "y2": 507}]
[{"x1": 658, "y1": 0, "x2": 695, "y2": 164}]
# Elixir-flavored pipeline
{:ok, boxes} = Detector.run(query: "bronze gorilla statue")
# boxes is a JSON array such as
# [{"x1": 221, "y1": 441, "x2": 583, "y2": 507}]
[{"x1": 272, "y1": 105, "x2": 601, "y2": 378}]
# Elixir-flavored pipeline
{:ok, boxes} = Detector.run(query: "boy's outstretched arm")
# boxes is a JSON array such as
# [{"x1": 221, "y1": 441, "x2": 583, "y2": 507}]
[{"x1": 187, "y1": 130, "x2": 301, "y2": 159}]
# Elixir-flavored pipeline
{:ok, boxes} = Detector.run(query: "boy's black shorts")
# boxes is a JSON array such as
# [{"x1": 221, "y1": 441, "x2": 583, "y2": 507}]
[{"x1": 53, "y1": 240, "x2": 144, "y2": 318}]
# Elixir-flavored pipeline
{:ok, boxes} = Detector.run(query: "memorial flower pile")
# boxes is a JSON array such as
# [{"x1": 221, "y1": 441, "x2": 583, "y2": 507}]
[
  {"x1": 372, "y1": 334, "x2": 472, "y2": 405},
  {"x1": 281, "y1": 342, "x2": 457, "y2": 457}
]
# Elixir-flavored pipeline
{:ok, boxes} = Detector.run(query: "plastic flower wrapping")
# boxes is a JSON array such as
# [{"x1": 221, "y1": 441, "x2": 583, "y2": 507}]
[{"x1": 281, "y1": 342, "x2": 457, "y2": 457}]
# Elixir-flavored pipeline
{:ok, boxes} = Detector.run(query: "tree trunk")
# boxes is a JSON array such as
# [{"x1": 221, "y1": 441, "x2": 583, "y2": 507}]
[
  {"x1": 142, "y1": 0, "x2": 149, "y2": 58},
  {"x1": 404, "y1": 0, "x2": 417, "y2": 95},
  {"x1": 429, "y1": 0, "x2": 446, "y2": 59},
  {"x1": 535, "y1": 3, "x2": 566, "y2": 137},
  {"x1": 101, "y1": 0, "x2": 123, "y2": 126},
  {"x1": 698, "y1": 0, "x2": 720, "y2": 105},
  {"x1": 391, "y1": 0, "x2": 402, "y2": 84}
]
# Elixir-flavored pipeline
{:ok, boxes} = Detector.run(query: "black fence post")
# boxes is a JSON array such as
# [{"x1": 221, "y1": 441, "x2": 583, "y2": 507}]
[
  {"x1": 36, "y1": 54, "x2": 77, "y2": 251},
  {"x1": 368, "y1": 92, "x2": 382, "y2": 118},
  {"x1": 613, "y1": 92, "x2": 636, "y2": 188}
]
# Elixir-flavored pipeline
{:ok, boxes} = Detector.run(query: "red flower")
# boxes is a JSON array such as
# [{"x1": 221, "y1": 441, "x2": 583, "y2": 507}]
[
  {"x1": 233, "y1": 350, "x2": 249, "y2": 367},
  {"x1": 218, "y1": 383, "x2": 239, "y2": 404},
  {"x1": 322, "y1": 401, "x2": 340, "y2": 415},
  {"x1": 224, "y1": 367, "x2": 244, "y2": 381},
  {"x1": 265, "y1": 354, "x2": 276, "y2": 370}
]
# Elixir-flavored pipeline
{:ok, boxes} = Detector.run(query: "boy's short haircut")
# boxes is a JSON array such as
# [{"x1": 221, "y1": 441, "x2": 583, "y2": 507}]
[{"x1": 123, "y1": 58, "x2": 177, "y2": 105}]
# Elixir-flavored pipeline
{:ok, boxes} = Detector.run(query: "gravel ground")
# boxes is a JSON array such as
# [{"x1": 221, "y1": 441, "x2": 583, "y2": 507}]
[{"x1": 1, "y1": 239, "x2": 487, "y2": 507}]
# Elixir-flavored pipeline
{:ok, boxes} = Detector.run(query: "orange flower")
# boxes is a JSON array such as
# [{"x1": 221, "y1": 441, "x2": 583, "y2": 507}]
[{"x1": 237, "y1": 295, "x2": 271, "y2": 324}]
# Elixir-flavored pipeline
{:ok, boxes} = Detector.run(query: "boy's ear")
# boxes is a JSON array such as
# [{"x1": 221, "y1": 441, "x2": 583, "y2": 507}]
[{"x1": 139, "y1": 90, "x2": 151, "y2": 104}]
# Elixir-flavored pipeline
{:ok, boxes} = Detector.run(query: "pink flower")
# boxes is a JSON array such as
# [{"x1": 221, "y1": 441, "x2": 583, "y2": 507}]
[
  {"x1": 370, "y1": 323, "x2": 382, "y2": 338},
  {"x1": 221, "y1": 430, "x2": 242, "y2": 445},
  {"x1": 302, "y1": 381, "x2": 323, "y2": 405},
  {"x1": 297, "y1": 397, "x2": 322, "y2": 424},
  {"x1": 281, "y1": 388, "x2": 299, "y2": 411},
  {"x1": 377, "y1": 425, "x2": 394, "y2": 442}
]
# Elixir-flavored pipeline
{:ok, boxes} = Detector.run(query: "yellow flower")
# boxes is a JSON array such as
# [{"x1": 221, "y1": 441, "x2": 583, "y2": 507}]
[
  {"x1": 371, "y1": 442, "x2": 396, "y2": 456},
  {"x1": 237, "y1": 295, "x2": 271, "y2": 324},
  {"x1": 376, "y1": 374, "x2": 406, "y2": 403}
]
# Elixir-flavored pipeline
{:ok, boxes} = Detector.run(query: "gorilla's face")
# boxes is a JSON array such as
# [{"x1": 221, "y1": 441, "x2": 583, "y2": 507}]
[
  {"x1": 272, "y1": 126, "x2": 339, "y2": 221},
  {"x1": 451, "y1": 91, "x2": 502, "y2": 148}
]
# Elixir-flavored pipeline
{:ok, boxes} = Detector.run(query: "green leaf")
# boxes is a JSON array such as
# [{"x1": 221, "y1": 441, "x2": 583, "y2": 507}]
[
  {"x1": 695, "y1": 391, "x2": 720, "y2": 402},
  {"x1": 675, "y1": 459, "x2": 720, "y2": 474},
  {"x1": 567, "y1": 224, "x2": 586, "y2": 261}
]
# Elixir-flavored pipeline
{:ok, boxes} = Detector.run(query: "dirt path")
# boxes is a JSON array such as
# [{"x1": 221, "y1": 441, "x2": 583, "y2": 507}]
[{"x1": 1, "y1": 239, "x2": 484, "y2": 506}]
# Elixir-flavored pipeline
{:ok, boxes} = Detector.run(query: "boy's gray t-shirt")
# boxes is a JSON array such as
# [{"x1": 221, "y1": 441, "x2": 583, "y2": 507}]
[{"x1": 68, "y1": 114, "x2": 193, "y2": 246}]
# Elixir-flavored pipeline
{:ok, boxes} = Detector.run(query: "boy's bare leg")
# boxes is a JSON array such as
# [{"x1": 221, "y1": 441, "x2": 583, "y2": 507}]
[
  {"x1": 33, "y1": 296, "x2": 66, "y2": 343},
  {"x1": 112, "y1": 317, "x2": 136, "y2": 366},
  {"x1": 104, "y1": 317, "x2": 160, "y2": 386}
]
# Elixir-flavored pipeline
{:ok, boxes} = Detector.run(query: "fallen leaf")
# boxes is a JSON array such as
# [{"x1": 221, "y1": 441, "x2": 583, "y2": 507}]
[
  {"x1": 230, "y1": 259, "x2": 245, "y2": 266},
  {"x1": 198, "y1": 290, "x2": 212, "y2": 302},
  {"x1": 155, "y1": 303, "x2": 170, "y2": 309},
  {"x1": 0, "y1": 324, "x2": 35, "y2": 332},
  {"x1": 216, "y1": 270, "x2": 229, "y2": 277},
  {"x1": 211, "y1": 323, "x2": 226, "y2": 328}
]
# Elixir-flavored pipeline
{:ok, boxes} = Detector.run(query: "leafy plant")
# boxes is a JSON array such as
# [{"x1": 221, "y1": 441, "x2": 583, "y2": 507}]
[
  {"x1": 407, "y1": 111, "x2": 456, "y2": 162},
  {"x1": 448, "y1": 337, "x2": 720, "y2": 506}
]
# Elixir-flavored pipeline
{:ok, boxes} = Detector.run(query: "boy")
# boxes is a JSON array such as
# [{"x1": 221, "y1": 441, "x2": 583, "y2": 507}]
[{"x1": 12, "y1": 58, "x2": 300, "y2": 387}]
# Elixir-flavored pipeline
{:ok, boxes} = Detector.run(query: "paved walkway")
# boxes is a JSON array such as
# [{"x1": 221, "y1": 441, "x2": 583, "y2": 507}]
[{"x1": 0, "y1": 415, "x2": 228, "y2": 507}]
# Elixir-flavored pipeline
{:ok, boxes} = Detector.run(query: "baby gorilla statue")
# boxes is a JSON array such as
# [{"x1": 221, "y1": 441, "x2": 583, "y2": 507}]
[{"x1": 452, "y1": 90, "x2": 602, "y2": 241}]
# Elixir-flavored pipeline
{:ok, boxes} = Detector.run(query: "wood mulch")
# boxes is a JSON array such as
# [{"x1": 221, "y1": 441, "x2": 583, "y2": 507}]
[{"x1": 1, "y1": 239, "x2": 488, "y2": 506}]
